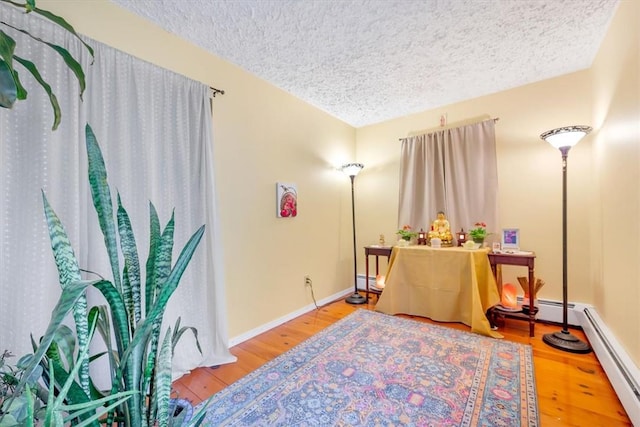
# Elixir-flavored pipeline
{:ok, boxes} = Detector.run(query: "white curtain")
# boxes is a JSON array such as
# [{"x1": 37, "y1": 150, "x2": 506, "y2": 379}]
[
  {"x1": 0, "y1": 4, "x2": 235, "y2": 380},
  {"x1": 398, "y1": 119, "x2": 499, "y2": 241}
]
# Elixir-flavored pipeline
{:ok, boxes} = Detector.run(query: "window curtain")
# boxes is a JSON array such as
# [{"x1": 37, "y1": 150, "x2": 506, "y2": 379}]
[
  {"x1": 0, "y1": 4, "x2": 235, "y2": 380},
  {"x1": 398, "y1": 119, "x2": 499, "y2": 240}
]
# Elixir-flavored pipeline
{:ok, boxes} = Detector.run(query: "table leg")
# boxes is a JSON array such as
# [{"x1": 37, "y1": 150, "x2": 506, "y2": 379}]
[
  {"x1": 365, "y1": 252, "x2": 370, "y2": 301},
  {"x1": 528, "y1": 265, "x2": 535, "y2": 337}
]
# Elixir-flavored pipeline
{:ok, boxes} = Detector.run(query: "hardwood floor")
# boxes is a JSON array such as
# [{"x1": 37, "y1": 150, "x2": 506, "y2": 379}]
[{"x1": 172, "y1": 297, "x2": 632, "y2": 426}]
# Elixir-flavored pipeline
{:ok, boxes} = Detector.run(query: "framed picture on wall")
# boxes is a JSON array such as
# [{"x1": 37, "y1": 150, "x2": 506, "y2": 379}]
[
  {"x1": 501, "y1": 228, "x2": 520, "y2": 250},
  {"x1": 276, "y1": 182, "x2": 298, "y2": 218}
]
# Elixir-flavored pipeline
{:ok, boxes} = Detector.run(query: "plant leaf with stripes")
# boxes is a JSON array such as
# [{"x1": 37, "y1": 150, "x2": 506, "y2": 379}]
[
  {"x1": 153, "y1": 328, "x2": 173, "y2": 427},
  {"x1": 42, "y1": 191, "x2": 90, "y2": 394},
  {"x1": 15, "y1": 280, "x2": 98, "y2": 403},
  {"x1": 85, "y1": 124, "x2": 122, "y2": 292},
  {"x1": 118, "y1": 194, "x2": 142, "y2": 326},
  {"x1": 145, "y1": 202, "x2": 161, "y2": 314},
  {"x1": 120, "y1": 225, "x2": 204, "y2": 375},
  {"x1": 155, "y1": 210, "x2": 175, "y2": 294}
]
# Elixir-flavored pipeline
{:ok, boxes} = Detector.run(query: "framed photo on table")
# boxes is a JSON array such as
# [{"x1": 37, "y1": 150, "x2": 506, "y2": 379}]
[{"x1": 501, "y1": 228, "x2": 520, "y2": 250}]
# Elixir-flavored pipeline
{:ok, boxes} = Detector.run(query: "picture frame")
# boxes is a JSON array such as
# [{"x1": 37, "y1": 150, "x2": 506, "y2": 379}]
[
  {"x1": 492, "y1": 242, "x2": 501, "y2": 252},
  {"x1": 501, "y1": 228, "x2": 520, "y2": 250},
  {"x1": 276, "y1": 182, "x2": 297, "y2": 218}
]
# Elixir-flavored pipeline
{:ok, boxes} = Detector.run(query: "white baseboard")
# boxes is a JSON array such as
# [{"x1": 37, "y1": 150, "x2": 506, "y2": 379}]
[
  {"x1": 579, "y1": 307, "x2": 640, "y2": 425},
  {"x1": 228, "y1": 287, "x2": 352, "y2": 347}
]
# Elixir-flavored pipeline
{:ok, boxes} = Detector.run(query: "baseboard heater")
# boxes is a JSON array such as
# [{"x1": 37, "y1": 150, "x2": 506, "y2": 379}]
[{"x1": 580, "y1": 307, "x2": 640, "y2": 425}]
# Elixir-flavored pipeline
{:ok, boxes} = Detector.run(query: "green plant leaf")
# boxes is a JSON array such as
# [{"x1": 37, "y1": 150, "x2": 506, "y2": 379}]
[
  {"x1": 47, "y1": 325, "x2": 75, "y2": 370},
  {"x1": 42, "y1": 361, "x2": 57, "y2": 427},
  {"x1": 117, "y1": 194, "x2": 142, "y2": 326},
  {"x1": 112, "y1": 225, "x2": 204, "y2": 427},
  {"x1": 121, "y1": 263, "x2": 134, "y2": 330},
  {"x1": 32, "y1": 6, "x2": 95, "y2": 61},
  {"x1": 0, "y1": 58, "x2": 17, "y2": 108},
  {"x1": 91, "y1": 305, "x2": 119, "y2": 398},
  {"x1": 92, "y1": 281, "x2": 130, "y2": 360},
  {"x1": 145, "y1": 202, "x2": 161, "y2": 314},
  {"x1": 182, "y1": 395, "x2": 213, "y2": 427},
  {"x1": 0, "y1": 29, "x2": 16, "y2": 73},
  {"x1": 171, "y1": 323, "x2": 202, "y2": 356},
  {"x1": 42, "y1": 191, "x2": 90, "y2": 394},
  {"x1": 47, "y1": 312, "x2": 101, "y2": 427},
  {"x1": 23, "y1": 384, "x2": 35, "y2": 427},
  {"x1": 0, "y1": 30, "x2": 21, "y2": 108},
  {"x1": 63, "y1": 390, "x2": 136, "y2": 427},
  {"x1": 153, "y1": 328, "x2": 173, "y2": 427},
  {"x1": 61, "y1": 390, "x2": 137, "y2": 427},
  {"x1": 1, "y1": 22, "x2": 87, "y2": 98},
  {"x1": 92, "y1": 280, "x2": 138, "y2": 423},
  {"x1": 142, "y1": 212, "x2": 178, "y2": 394},
  {"x1": 85, "y1": 124, "x2": 122, "y2": 292},
  {"x1": 15, "y1": 280, "x2": 98, "y2": 399},
  {"x1": 44, "y1": 359, "x2": 98, "y2": 426},
  {"x1": 156, "y1": 211, "x2": 176, "y2": 292},
  {"x1": 125, "y1": 225, "x2": 205, "y2": 363},
  {"x1": 12, "y1": 55, "x2": 60, "y2": 130}
]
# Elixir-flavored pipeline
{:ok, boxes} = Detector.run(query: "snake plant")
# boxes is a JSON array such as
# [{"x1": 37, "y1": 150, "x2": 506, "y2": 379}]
[
  {"x1": 0, "y1": 0, "x2": 94, "y2": 130},
  {"x1": 0, "y1": 124, "x2": 207, "y2": 426}
]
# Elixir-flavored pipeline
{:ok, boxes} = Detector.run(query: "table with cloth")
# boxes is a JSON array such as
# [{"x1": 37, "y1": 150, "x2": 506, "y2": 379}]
[{"x1": 375, "y1": 245, "x2": 502, "y2": 338}]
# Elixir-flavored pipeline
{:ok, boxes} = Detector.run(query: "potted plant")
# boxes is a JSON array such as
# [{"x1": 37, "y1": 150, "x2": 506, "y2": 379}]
[
  {"x1": 1, "y1": 2, "x2": 209, "y2": 424},
  {"x1": 396, "y1": 225, "x2": 418, "y2": 242},
  {"x1": 469, "y1": 222, "x2": 490, "y2": 244}
]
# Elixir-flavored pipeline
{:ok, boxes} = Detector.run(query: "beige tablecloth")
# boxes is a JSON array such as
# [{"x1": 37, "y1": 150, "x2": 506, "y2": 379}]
[{"x1": 375, "y1": 245, "x2": 502, "y2": 338}]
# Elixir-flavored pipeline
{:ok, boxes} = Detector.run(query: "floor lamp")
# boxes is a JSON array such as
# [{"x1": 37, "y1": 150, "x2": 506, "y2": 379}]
[
  {"x1": 540, "y1": 125, "x2": 592, "y2": 354},
  {"x1": 342, "y1": 162, "x2": 366, "y2": 305}
]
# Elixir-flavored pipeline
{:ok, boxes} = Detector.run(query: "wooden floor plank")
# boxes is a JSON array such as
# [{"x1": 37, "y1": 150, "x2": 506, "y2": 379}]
[{"x1": 172, "y1": 297, "x2": 632, "y2": 426}]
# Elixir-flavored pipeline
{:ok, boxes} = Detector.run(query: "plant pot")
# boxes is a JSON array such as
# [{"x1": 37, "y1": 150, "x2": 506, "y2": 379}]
[{"x1": 472, "y1": 237, "x2": 485, "y2": 245}]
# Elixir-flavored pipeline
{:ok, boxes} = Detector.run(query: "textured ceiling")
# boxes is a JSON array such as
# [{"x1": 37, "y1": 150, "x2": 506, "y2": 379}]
[{"x1": 110, "y1": 0, "x2": 619, "y2": 127}]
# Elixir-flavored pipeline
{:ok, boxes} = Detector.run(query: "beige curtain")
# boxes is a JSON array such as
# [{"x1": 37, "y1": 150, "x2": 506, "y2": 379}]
[{"x1": 398, "y1": 119, "x2": 498, "y2": 241}]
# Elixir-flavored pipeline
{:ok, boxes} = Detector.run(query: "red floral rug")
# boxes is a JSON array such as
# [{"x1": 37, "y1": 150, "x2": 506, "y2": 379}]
[{"x1": 195, "y1": 309, "x2": 538, "y2": 426}]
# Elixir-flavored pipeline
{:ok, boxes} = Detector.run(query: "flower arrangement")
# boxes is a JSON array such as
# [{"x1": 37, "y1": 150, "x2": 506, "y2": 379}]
[
  {"x1": 396, "y1": 225, "x2": 418, "y2": 241},
  {"x1": 469, "y1": 222, "x2": 489, "y2": 242}
]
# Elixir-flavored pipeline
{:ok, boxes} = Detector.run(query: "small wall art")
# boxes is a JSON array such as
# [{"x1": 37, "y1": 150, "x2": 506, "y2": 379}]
[
  {"x1": 276, "y1": 182, "x2": 297, "y2": 218},
  {"x1": 501, "y1": 228, "x2": 520, "y2": 249}
]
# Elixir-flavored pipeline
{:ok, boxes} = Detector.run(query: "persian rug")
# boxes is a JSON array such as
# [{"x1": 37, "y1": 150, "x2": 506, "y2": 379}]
[{"x1": 194, "y1": 309, "x2": 538, "y2": 426}]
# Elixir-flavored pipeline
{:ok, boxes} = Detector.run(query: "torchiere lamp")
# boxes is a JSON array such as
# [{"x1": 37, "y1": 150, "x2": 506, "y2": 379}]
[
  {"x1": 540, "y1": 125, "x2": 592, "y2": 353},
  {"x1": 342, "y1": 162, "x2": 366, "y2": 305}
]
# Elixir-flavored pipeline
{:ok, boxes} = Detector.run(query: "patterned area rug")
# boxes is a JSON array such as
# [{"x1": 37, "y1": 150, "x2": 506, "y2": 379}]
[{"x1": 196, "y1": 309, "x2": 538, "y2": 426}]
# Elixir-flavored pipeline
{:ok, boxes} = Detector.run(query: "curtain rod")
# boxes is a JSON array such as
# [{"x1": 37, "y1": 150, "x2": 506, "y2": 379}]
[
  {"x1": 398, "y1": 117, "x2": 499, "y2": 141},
  {"x1": 209, "y1": 86, "x2": 225, "y2": 97}
]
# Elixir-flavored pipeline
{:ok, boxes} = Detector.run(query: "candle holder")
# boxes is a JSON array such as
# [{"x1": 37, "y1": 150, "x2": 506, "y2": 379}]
[
  {"x1": 456, "y1": 228, "x2": 467, "y2": 246},
  {"x1": 417, "y1": 229, "x2": 427, "y2": 245}
]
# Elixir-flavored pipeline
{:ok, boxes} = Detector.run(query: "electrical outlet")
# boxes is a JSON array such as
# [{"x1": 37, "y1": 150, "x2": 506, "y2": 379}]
[{"x1": 304, "y1": 275, "x2": 312, "y2": 287}]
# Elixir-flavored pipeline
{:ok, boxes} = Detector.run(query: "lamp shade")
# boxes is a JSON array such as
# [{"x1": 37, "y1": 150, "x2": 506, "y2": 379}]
[
  {"x1": 540, "y1": 125, "x2": 592, "y2": 149},
  {"x1": 341, "y1": 163, "x2": 364, "y2": 177}
]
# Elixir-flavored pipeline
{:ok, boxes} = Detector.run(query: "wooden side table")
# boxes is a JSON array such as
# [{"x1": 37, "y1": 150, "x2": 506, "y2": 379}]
[
  {"x1": 488, "y1": 252, "x2": 537, "y2": 337},
  {"x1": 364, "y1": 246, "x2": 392, "y2": 301}
]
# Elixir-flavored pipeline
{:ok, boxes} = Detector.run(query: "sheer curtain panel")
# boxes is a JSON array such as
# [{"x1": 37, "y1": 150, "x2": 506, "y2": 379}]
[
  {"x1": 0, "y1": 3, "x2": 235, "y2": 380},
  {"x1": 398, "y1": 119, "x2": 499, "y2": 241}
]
